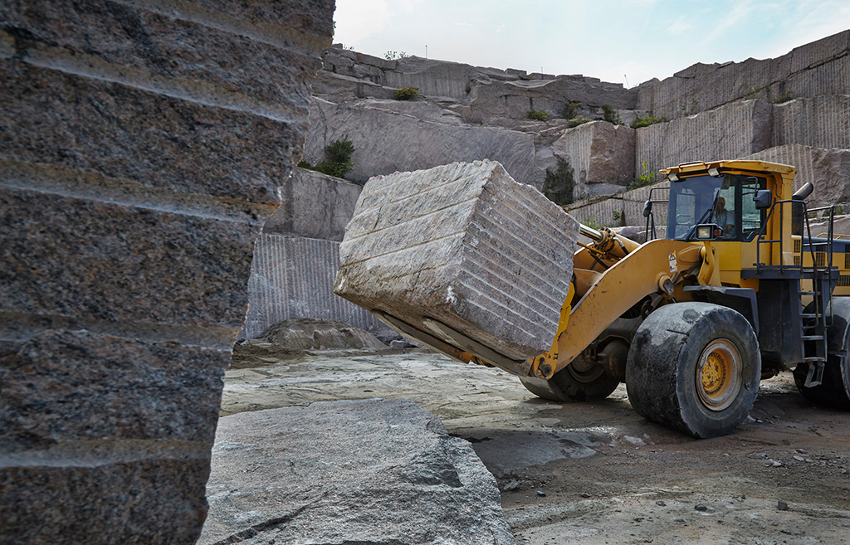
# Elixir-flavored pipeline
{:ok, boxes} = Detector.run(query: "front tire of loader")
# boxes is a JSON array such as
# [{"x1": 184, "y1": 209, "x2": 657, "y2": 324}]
[
  {"x1": 519, "y1": 354, "x2": 619, "y2": 403},
  {"x1": 793, "y1": 298, "x2": 850, "y2": 410},
  {"x1": 625, "y1": 302, "x2": 761, "y2": 438}
]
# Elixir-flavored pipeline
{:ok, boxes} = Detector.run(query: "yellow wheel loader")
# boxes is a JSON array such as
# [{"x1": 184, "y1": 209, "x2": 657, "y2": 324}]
[{"x1": 382, "y1": 160, "x2": 850, "y2": 438}]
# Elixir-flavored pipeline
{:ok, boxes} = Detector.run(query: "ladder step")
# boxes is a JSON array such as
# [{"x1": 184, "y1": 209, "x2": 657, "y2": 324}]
[
  {"x1": 801, "y1": 313, "x2": 819, "y2": 318},
  {"x1": 802, "y1": 335, "x2": 824, "y2": 341},
  {"x1": 803, "y1": 356, "x2": 826, "y2": 362}
]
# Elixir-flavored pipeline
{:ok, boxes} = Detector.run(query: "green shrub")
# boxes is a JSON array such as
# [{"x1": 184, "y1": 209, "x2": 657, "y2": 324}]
[
  {"x1": 527, "y1": 109, "x2": 549, "y2": 121},
  {"x1": 543, "y1": 157, "x2": 574, "y2": 206},
  {"x1": 584, "y1": 216, "x2": 603, "y2": 230},
  {"x1": 628, "y1": 161, "x2": 658, "y2": 190},
  {"x1": 602, "y1": 105, "x2": 622, "y2": 125},
  {"x1": 302, "y1": 136, "x2": 356, "y2": 180},
  {"x1": 563, "y1": 102, "x2": 581, "y2": 119},
  {"x1": 773, "y1": 90, "x2": 793, "y2": 104},
  {"x1": 568, "y1": 116, "x2": 592, "y2": 128},
  {"x1": 630, "y1": 114, "x2": 667, "y2": 129},
  {"x1": 612, "y1": 210, "x2": 622, "y2": 224},
  {"x1": 385, "y1": 50, "x2": 408, "y2": 60},
  {"x1": 394, "y1": 86, "x2": 419, "y2": 100}
]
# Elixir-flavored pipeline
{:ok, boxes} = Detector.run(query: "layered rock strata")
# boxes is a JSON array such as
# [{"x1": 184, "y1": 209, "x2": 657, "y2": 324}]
[
  {"x1": 0, "y1": 1, "x2": 332, "y2": 543},
  {"x1": 335, "y1": 160, "x2": 578, "y2": 362}
]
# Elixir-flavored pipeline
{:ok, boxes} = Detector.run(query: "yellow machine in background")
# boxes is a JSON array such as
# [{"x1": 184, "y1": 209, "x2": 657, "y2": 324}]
[{"x1": 473, "y1": 160, "x2": 850, "y2": 438}]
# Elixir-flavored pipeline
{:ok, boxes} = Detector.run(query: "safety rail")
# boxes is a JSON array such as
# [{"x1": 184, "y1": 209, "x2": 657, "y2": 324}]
[
  {"x1": 642, "y1": 186, "x2": 669, "y2": 242},
  {"x1": 753, "y1": 199, "x2": 837, "y2": 274}
]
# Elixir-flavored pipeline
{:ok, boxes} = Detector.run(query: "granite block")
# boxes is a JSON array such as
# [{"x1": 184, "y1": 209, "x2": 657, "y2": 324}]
[
  {"x1": 552, "y1": 121, "x2": 636, "y2": 199},
  {"x1": 335, "y1": 160, "x2": 578, "y2": 361},
  {"x1": 1, "y1": 457, "x2": 210, "y2": 545},
  {"x1": 0, "y1": 330, "x2": 226, "y2": 451},
  {"x1": 199, "y1": 399, "x2": 514, "y2": 545},
  {"x1": 0, "y1": 59, "x2": 299, "y2": 204},
  {"x1": 1, "y1": 0, "x2": 320, "y2": 116},
  {"x1": 773, "y1": 95, "x2": 850, "y2": 151},
  {"x1": 0, "y1": 187, "x2": 256, "y2": 329}
]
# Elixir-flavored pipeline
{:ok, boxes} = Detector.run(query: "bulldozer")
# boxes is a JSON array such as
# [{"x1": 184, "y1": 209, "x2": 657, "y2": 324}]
[{"x1": 342, "y1": 160, "x2": 850, "y2": 438}]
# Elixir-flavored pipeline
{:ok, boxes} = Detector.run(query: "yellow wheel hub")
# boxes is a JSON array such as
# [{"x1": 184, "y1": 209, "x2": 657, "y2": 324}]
[{"x1": 696, "y1": 339, "x2": 742, "y2": 411}]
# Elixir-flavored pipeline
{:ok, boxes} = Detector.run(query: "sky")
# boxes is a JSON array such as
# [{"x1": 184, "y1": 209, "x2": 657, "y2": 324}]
[{"x1": 332, "y1": 0, "x2": 850, "y2": 87}]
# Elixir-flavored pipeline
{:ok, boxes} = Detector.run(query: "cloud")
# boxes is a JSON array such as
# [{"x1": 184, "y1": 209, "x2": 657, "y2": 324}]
[{"x1": 334, "y1": 0, "x2": 394, "y2": 44}]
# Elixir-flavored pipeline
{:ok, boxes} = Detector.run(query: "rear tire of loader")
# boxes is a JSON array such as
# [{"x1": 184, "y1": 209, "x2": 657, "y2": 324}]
[
  {"x1": 519, "y1": 354, "x2": 619, "y2": 403},
  {"x1": 793, "y1": 298, "x2": 850, "y2": 410},
  {"x1": 625, "y1": 302, "x2": 761, "y2": 438}
]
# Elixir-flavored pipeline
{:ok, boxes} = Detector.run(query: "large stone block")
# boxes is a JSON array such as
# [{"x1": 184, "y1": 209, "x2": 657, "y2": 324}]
[
  {"x1": 241, "y1": 235, "x2": 387, "y2": 339},
  {"x1": 552, "y1": 121, "x2": 636, "y2": 199},
  {"x1": 335, "y1": 160, "x2": 578, "y2": 362},
  {"x1": 635, "y1": 99, "x2": 773, "y2": 179},
  {"x1": 0, "y1": 187, "x2": 256, "y2": 330},
  {"x1": 262, "y1": 167, "x2": 363, "y2": 241},
  {"x1": 0, "y1": 0, "x2": 320, "y2": 116},
  {"x1": 199, "y1": 399, "x2": 515, "y2": 545},
  {"x1": 773, "y1": 95, "x2": 850, "y2": 151},
  {"x1": 0, "y1": 330, "x2": 226, "y2": 451},
  {"x1": 1, "y1": 60, "x2": 297, "y2": 204},
  {"x1": 305, "y1": 97, "x2": 538, "y2": 185}
]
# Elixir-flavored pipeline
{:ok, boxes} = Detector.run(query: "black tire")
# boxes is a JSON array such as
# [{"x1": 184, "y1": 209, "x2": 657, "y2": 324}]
[
  {"x1": 626, "y1": 302, "x2": 761, "y2": 438},
  {"x1": 793, "y1": 297, "x2": 850, "y2": 409},
  {"x1": 519, "y1": 354, "x2": 619, "y2": 402}
]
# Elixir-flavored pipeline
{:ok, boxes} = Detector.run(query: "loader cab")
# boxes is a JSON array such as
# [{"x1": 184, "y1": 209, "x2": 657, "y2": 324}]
[{"x1": 666, "y1": 172, "x2": 768, "y2": 242}]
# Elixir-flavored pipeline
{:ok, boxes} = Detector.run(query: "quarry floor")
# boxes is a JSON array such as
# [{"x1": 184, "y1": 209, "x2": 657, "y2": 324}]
[{"x1": 222, "y1": 347, "x2": 850, "y2": 545}]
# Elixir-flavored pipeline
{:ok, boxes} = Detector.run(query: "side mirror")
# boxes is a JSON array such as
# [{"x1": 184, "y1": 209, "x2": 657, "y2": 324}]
[
  {"x1": 642, "y1": 200, "x2": 652, "y2": 218},
  {"x1": 753, "y1": 189, "x2": 772, "y2": 209}
]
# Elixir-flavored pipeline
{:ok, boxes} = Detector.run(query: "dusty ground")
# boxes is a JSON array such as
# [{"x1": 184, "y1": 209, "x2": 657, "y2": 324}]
[{"x1": 222, "y1": 346, "x2": 850, "y2": 545}]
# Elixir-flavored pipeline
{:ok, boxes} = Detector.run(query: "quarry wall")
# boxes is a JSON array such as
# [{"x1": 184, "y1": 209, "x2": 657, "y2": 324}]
[{"x1": 0, "y1": 1, "x2": 333, "y2": 543}]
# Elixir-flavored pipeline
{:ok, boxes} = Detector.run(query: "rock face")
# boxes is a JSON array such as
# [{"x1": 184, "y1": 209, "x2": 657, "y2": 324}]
[
  {"x1": 0, "y1": 1, "x2": 333, "y2": 543},
  {"x1": 240, "y1": 168, "x2": 392, "y2": 340},
  {"x1": 334, "y1": 160, "x2": 578, "y2": 362},
  {"x1": 635, "y1": 99, "x2": 774, "y2": 181},
  {"x1": 773, "y1": 95, "x2": 850, "y2": 150},
  {"x1": 199, "y1": 399, "x2": 515, "y2": 545},
  {"x1": 743, "y1": 144, "x2": 850, "y2": 208},
  {"x1": 552, "y1": 121, "x2": 636, "y2": 198},
  {"x1": 635, "y1": 30, "x2": 850, "y2": 121},
  {"x1": 304, "y1": 97, "x2": 538, "y2": 185}
]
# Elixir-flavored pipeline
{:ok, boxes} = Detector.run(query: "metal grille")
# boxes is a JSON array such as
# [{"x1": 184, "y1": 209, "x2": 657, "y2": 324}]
[
  {"x1": 840, "y1": 275, "x2": 850, "y2": 287},
  {"x1": 816, "y1": 252, "x2": 827, "y2": 267}
]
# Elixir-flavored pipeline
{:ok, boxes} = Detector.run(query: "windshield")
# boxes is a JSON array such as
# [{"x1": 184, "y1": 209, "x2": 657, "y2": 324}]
[{"x1": 667, "y1": 174, "x2": 765, "y2": 241}]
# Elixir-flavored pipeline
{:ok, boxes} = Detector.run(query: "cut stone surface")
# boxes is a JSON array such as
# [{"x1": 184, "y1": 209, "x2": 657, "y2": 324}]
[
  {"x1": 743, "y1": 144, "x2": 850, "y2": 209},
  {"x1": 304, "y1": 97, "x2": 538, "y2": 185},
  {"x1": 634, "y1": 99, "x2": 773, "y2": 180},
  {"x1": 552, "y1": 121, "x2": 636, "y2": 199},
  {"x1": 262, "y1": 167, "x2": 363, "y2": 242},
  {"x1": 199, "y1": 398, "x2": 515, "y2": 545},
  {"x1": 334, "y1": 160, "x2": 578, "y2": 362}
]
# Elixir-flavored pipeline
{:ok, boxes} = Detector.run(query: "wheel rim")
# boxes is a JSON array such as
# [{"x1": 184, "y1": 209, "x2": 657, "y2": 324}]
[
  {"x1": 695, "y1": 339, "x2": 742, "y2": 411},
  {"x1": 568, "y1": 354, "x2": 604, "y2": 384}
]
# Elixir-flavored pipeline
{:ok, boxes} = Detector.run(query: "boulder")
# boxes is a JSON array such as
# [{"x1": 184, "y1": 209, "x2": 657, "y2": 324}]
[
  {"x1": 198, "y1": 399, "x2": 515, "y2": 545},
  {"x1": 334, "y1": 160, "x2": 578, "y2": 363}
]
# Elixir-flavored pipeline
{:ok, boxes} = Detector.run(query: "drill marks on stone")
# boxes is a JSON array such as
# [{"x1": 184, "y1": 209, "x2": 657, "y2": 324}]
[
  {"x1": 336, "y1": 160, "x2": 576, "y2": 360},
  {"x1": 0, "y1": 311, "x2": 239, "y2": 351},
  {"x1": 0, "y1": 439, "x2": 210, "y2": 469},
  {"x1": 1, "y1": 60, "x2": 292, "y2": 203},
  {"x1": 773, "y1": 96, "x2": 850, "y2": 151},
  {"x1": 0, "y1": 160, "x2": 276, "y2": 224},
  {"x1": 242, "y1": 236, "x2": 382, "y2": 339},
  {"x1": 14, "y1": 39, "x2": 307, "y2": 124}
]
